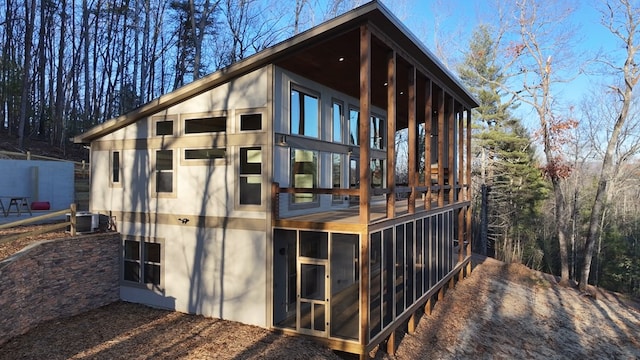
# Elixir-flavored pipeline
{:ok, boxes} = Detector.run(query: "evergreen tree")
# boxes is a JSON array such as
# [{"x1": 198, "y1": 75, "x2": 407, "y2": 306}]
[{"x1": 458, "y1": 25, "x2": 548, "y2": 265}]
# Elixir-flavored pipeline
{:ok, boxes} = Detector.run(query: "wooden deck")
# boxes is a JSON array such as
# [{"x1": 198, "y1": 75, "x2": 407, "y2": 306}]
[{"x1": 274, "y1": 197, "x2": 455, "y2": 227}]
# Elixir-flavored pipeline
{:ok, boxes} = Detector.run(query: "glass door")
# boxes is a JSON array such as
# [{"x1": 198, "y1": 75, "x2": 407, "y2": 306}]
[
  {"x1": 297, "y1": 231, "x2": 329, "y2": 336},
  {"x1": 297, "y1": 260, "x2": 328, "y2": 335}
]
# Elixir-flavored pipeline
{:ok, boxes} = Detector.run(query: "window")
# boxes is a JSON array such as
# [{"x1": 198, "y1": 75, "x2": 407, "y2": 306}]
[
  {"x1": 349, "y1": 109, "x2": 359, "y2": 145},
  {"x1": 156, "y1": 150, "x2": 173, "y2": 193},
  {"x1": 332, "y1": 101, "x2": 343, "y2": 143},
  {"x1": 291, "y1": 88, "x2": 319, "y2": 138},
  {"x1": 112, "y1": 151, "x2": 120, "y2": 183},
  {"x1": 371, "y1": 115, "x2": 385, "y2": 149},
  {"x1": 240, "y1": 113, "x2": 262, "y2": 131},
  {"x1": 240, "y1": 147, "x2": 262, "y2": 205},
  {"x1": 152, "y1": 116, "x2": 177, "y2": 136},
  {"x1": 185, "y1": 116, "x2": 226, "y2": 134},
  {"x1": 156, "y1": 120, "x2": 174, "y2": 136},
  {"x1": 123, "y1": 239, "x2": 162, "y2": 286},
  {"x1": 291, "y1": 149, "x2": 318, "y2": 204},
  {"x1": 184, "y1": 148, "x2": 226, "y2": 160},
  {"x1": 332, "y1": 153, "x2": 342, "y2": 202},
  {"x1": 371, "y1": 159, "x2": 385, "y2": 188}
]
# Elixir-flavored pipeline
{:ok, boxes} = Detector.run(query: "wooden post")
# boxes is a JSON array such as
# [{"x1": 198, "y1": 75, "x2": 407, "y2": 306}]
[
  {"x1": 425, "y1": 296, "x2": 432, "y2": 315},
  {"x1": 70, "y1": 203, "x2": 77, "y2": 237},
  {"x1": 448, "y1": 98, "x2": 455, "y2": 205},
  {"x1": 359, "y1": 24, "x2": 371, "y2": 225},
  {"x1": 408, "y1": 312, "x2": 416, "y2": 334},
  {"x1": 386, "y1": 51, "x2": 396, "y2": 218},
  {"x1": 438, "y1": 285, "x2": 444, "y2": 301},
  {"x1": 458, "y1": 105, "x2": 464, "y2": 203},
  {"x1": 437, "y1": 90, "x2": 445, "y2": 208},
  {"x1": 387, "y1": 330, "x2": 395, "y2": 355},
  {"x1": 466, "y1": 108, "x2": 473, "y2": 274},
  {"x1": 408, "y1": 67, "x2": 417, "y2": 214},
  {"x1": 424, "y1": 80, "x2": 432, "y2": 211}
]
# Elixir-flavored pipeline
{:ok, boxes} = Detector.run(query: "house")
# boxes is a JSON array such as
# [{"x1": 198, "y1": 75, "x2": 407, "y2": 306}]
[{"x1": 74, "y1": 1, "x2": 478, "y2": 357}]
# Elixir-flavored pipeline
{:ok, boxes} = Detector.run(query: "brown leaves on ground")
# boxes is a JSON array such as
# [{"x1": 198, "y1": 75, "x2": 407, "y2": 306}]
[
  {"x1": 2, "y1": 240, "x2": 639, "y2": 359},
  {"x1": 0, "y1": 302, "x2": 340, "y2": 360},
  {"x1": 373, "y1": 256, "x2": 640, "y2": 359}
]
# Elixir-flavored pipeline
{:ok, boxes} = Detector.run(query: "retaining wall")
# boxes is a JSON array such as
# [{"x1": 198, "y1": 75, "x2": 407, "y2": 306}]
[{"x1": 0, "y1": 232, "x2": 120, "y2": 345}]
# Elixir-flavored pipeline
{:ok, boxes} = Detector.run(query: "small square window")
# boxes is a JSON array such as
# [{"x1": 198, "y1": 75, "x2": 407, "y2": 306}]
[
  {"x1": 156, "y1": 120, "x2": 174, "y2": 136},
  {"x1": 240, "y1": 113, "x2": 262, "y2": 131},
  {"x1": 123, "y1": 239, "x2": 162, "y2": 287}
]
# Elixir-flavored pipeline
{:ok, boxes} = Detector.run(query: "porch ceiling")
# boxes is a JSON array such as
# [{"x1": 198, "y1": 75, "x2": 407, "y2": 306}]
[{"x1": 275, "y1": 29, "x2": 417, "y2": 130}]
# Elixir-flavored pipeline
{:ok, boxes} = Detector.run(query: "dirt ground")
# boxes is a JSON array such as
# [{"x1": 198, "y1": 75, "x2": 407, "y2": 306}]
[{"x1": 1, "y1": 232, "x2": 639, "y2": 359}]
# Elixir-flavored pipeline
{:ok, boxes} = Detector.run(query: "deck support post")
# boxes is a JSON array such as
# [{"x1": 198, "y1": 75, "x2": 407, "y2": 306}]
[
  {"x1": 425, "y1": 297, "x2": 432, "y2": 315},
  {"x1": 408, "y1": 312, "x2": 416, "y2": 334},
  {"x1": 386, "y1": 330, "x2": 395, "y2": 355}
]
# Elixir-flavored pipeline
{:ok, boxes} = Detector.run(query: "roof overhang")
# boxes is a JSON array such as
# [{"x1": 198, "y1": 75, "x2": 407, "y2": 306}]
[{"x1": 74, "y1": 0, "x2": 478, "y2": 144}]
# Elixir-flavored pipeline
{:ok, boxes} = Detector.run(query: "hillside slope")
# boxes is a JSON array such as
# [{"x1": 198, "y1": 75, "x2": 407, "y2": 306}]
[
  {"x1": 375, "y1": 256, "x2": 640, "y2": 359},
  {"x1": 1, "y1": 253, "x2": 638, "y2": 359}
]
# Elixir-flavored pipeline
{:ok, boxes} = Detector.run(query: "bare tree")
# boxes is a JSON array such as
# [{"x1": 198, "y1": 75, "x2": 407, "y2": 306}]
[
  {"x1": 493, "y1": 0, "x2": 581, "y2": 285},
  {"x1": 580, "y1": 0, "x2": 640, "y2": 292}
]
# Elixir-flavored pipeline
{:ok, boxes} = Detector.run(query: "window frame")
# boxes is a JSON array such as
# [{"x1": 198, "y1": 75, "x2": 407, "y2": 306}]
[
  {"x1": 151, "y1": 115, "x2": 178, "y2": 137},
  {"x1": 110, "y1": 150, "x2": 122, "y2": 188},
  {"x1": 180, "y1": 147, "x2": 227, "y2": 166},
  {"x1": 332, "y1": 100, "x2": 344, "y2": 143},
  {"x1": 290, "y1": 148, "x2": 319, "y2": 207},
  {"x1": 153, "y1": 149, "x2": 176, "y2": 198},
  {"x1": 237, "y1": 146, "x2": 264, "y2": 209},
  {"x1": 237, "y1": 108, "x2": 265, "y2": 132},
  {"x1": 181, "y1": 111, "x2": 228, "y2": 136},
  {"x1": 121, "y1": 236, "x2": 164, "y2": 291},
  {"x1": 290, "y1": 85, "x2": 320, "y2": 139}
]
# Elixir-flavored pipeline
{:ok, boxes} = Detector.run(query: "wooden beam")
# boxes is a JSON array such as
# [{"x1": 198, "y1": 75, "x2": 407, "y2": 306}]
[
  {"x1": 458, "y1": 105, "x2": 464, "y2": 203},
  {"x1": 437, "y1": 89, "x2": 445, "y2": 208},
  {"x1": 408, "y1": 313, "x2": 416, "y2": 334},
  {"x1": 359, "y1": 24, "x2": 371, "y2": 225},
  {"x1": 424, "y1": 79, "x2": 432, "y2": 211},
  {"x1": 386, "y1": 51, "x2": 396, "y2": 218},
  {"x1": 448, "y1": 98, "x2": 455, "y2": 205},
  {"x1": 359, "y1": 24, "x2": 371, "y2": 349},
  {"x1": 466, "y1": 109, "x2": 472, "y2": 263},
  {"x1": 387, "y1": 330, "x2": 395, "y2": 355},
  {"x1": 408, "y1": 66, "x2": 417, "y2": 214}
]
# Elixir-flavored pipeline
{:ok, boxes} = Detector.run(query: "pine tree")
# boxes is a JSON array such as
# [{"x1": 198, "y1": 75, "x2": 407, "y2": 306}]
[{"x1": 458, "y1": 25, "x2": 548, "y2": 265}]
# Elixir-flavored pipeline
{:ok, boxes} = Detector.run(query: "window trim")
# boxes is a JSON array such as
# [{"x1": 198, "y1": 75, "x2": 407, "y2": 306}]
[
  {"x1": 237, "y1": 146, "x2": 264, "y2": 210},
  {"x1": 290, "y1": 84, "x2": 320, "y2": 139},
  {"x1": 332, "y1": 99, "x2": 344, "y2": 143},
  {"x1": 121, "y1": 236, "x2": 165, "y2": 292},
  {"x1": 110, "y1": 150, "x2": 122, "y2": 188},
  {"x1": 151, "y1": 115, "x2": 178, "y2": 137},
  {"x1": 152, "y1": 149, "x2": 177, "y2": 198},
  {"x1": 181, "y1": 111, "x2": 228, "y2": 136},
  {"x1": 289, "y1": 148, "x2": 320, "y2": 209},
  {"x1": 237, "y1": 107, "x2": 265, "y2": 133},
  {"x1": 180, "y1": 147, "x2": 227, "y2": 166}
]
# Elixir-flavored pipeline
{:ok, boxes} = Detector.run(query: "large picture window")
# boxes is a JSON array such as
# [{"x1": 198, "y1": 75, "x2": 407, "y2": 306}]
[
  {"x1": 349, "y1": 109, "x2": 359, "y2": 145},
  {"x1": 291, "y1": 149, "x2": 318, "y2": 204},
  {"x1": 123, "y1": 239, "x2": 162, "y2": 287},
  {"x1": 291, "y1": 88, "x2": 319, "y2": 138},
  {"x1": 240, "y1": 147, "x2": 262, "y2": 206}
]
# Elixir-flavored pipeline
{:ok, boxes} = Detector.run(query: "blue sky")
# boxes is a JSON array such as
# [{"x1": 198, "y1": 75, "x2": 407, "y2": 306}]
[{"x1": 373, "y1": 0, "x2": 625, "y2": 128}]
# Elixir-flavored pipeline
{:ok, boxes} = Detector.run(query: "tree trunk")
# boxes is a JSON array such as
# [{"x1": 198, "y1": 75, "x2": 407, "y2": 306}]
[{"x1": 17, "y1": 0, "x2": 37, "y2": 149}]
